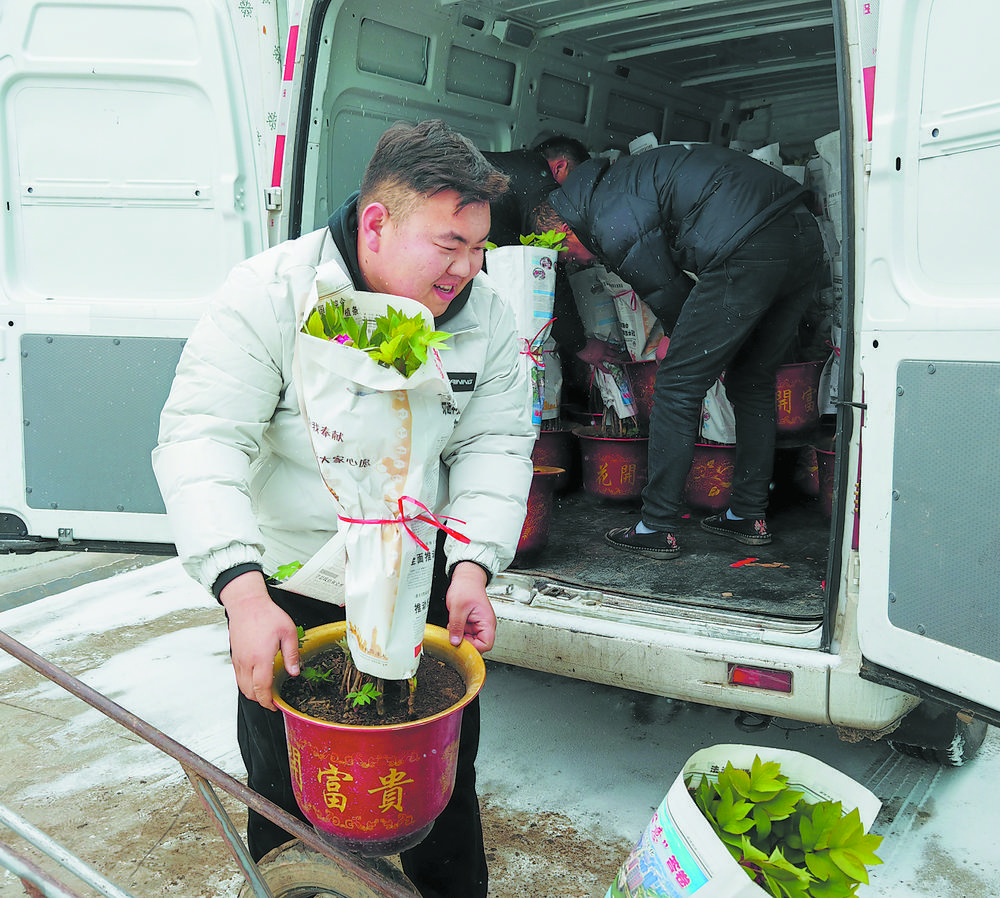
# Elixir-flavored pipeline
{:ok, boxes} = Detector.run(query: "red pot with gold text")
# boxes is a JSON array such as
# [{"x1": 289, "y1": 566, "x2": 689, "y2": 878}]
[
  {"x1": 575, "y1": 426, "x2": 649, "y2": 500},
  {"x1": 272, "y1": 622, "x2": 485, "y2": 856}
]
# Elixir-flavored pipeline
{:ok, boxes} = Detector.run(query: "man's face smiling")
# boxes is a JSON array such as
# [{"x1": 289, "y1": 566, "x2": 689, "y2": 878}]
[{"x1": 359, "y1": 190, "x2": 491, "y2": 318}]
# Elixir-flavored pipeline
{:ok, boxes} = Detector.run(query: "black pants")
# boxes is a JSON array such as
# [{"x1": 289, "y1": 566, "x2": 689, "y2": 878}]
[
  {"x1": 235, "y1": 533, "x2": 488, "y2": 898},
  {"x1": 643, "y1": 205, "x2": 824, "y2": 529}
]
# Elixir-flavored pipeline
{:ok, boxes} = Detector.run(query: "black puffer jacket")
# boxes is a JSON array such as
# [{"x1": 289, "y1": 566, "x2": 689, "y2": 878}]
[
  {"x1": 482, "y1": 149, "x2": 558, "y2": 245},
  {"x1": 548, "y1": 145, "x2": 807, "y2": 331}
]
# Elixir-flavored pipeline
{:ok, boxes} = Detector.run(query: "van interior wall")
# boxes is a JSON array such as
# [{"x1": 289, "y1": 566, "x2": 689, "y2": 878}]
[
  {"x1": 296, "y1": 0, "x2": 843, "y2": 626},
  {"x1": 300, "y1": 0, "x2": 841, "y2": 227}
]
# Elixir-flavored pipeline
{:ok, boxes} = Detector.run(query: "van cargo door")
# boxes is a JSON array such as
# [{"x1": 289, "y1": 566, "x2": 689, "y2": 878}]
[
  {"x1": 0, "y1": 0, "x2": 268, "y2": 551},
  {"x1": 857, "y1": 0, "x2": 1000, "y2": 715}
]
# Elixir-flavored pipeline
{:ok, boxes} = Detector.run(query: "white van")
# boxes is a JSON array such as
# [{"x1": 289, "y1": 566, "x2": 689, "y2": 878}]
[{"x1": 1, "y1": 0, "x2": 996, "y2": 762}]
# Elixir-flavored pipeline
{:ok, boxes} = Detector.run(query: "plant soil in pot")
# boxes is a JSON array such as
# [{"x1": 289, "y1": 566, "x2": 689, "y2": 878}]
[
  {"x1": 513, "y1": 464, "x2": 565, "y2": 564},
  {"x1": 272, "y1": 622, "x2": 485, "y2": 857},
  {"x1": 575, "y1": 425, "x2": 649, "y2": 500}
]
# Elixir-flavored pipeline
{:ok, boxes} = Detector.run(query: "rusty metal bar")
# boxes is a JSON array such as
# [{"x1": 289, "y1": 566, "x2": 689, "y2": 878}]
[
  {"x1": 0, "y1": 803, "x2": 136, "y2": 898},
  {"x1": 0, "y1": 832, "x2": 97, "y2": 898},
  {"x1": 181, "y1": 768, "x2": 275, "y2": 898},
  {"x1": 0, "y1": 627, "x2": 421, "y2": 898}
]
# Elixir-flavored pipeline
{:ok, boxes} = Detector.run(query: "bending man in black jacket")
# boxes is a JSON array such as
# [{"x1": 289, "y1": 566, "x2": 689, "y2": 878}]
[{"x1": 535, "y1": 144, "x2": 824, "y2": 558}]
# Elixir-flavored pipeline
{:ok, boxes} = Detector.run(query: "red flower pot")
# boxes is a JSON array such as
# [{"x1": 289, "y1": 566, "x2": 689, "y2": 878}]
[
  {"x1": 530, "y1": 429, "x2": 576, "y2": 492},
  {"x1": 683, "y1": 443, "x2": 735, "y2": 511},
  {"x1": 775, "y1": 360, "x2": 824, "y2": 434},
  {"x1": 272, "y1": 622, "x2": 485, "y2": 857},
  {"x1": 575, "y1": 427, "x2": 648, "y2": 500},
  {"x1": 515, "y1": 465, "x2": 564, "y2": 560}
]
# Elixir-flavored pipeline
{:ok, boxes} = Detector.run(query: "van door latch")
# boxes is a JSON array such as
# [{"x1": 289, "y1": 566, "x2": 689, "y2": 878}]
[{"x1": 265, "y1": 187, "x2": 282, "y2": 211}]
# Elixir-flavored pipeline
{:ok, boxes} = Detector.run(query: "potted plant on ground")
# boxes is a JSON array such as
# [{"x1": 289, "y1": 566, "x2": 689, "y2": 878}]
[
  {"x1": 605, "y1": 744, "x2": 883, "y2": 898},
  {"x1": 574, "y1": 384, "x2": 649, "y2": 500}
]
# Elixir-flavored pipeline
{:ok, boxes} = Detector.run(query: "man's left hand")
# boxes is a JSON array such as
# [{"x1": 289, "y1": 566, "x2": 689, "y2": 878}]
[{"x1": 445, "y1": 561, "x2": 497, "y2": 653}]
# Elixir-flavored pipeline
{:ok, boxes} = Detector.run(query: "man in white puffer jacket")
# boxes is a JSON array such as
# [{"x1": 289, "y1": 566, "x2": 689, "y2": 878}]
[{"x1": 153, "y1": 120, "x2": 534, "y2": 898}]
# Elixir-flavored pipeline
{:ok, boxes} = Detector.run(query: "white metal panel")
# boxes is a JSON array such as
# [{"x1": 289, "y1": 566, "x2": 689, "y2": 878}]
[
  {"x1": 857, "y1": 0, "x2": 1000, "y2": 713},
  {"x1": 0, "y1": 0, "x2": 266, "y2": 306},
  {"x1": 0, "y1": 0, "x2": 268, "y2": 547}
]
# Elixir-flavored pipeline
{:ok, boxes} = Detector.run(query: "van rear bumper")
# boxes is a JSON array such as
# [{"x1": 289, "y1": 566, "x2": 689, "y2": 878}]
[{"x1": 487, "y1": 572, "x2": 916, "y2": 734}]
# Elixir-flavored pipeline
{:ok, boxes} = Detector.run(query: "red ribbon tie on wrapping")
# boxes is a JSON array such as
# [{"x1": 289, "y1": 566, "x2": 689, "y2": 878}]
[
  {"x1": 519, "y1": 317, "x2": 557, "y2": 367},
  {"x1": 338, "y1": 495, "x2": 470, "y2": 551}
]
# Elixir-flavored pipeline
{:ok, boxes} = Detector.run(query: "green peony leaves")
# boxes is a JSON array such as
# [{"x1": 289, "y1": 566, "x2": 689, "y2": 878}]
[
  {"x1": 687, "y1": 756, "x2": 882, "y2": 898},
  {"x1": 304, "y1": 301, "x2": 450, "y2": 377}
]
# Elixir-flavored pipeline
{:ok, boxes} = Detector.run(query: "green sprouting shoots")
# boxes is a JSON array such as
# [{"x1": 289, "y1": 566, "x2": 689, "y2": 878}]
[
  {"x1": 302, "y1": 666, "x2": 333, "y2": 685},
  {"x1": 519, "y1": 230, "x2": 568, "y2": 251},
  {"x1": 346, "y1": 681, "x2": 383, "y2": 708},
  {"x1": 303, "y1": 301, "x2": 451, "y2": 377},
  {"x1": 295, "y1": 625, "x2": 305, "y2": 649}
]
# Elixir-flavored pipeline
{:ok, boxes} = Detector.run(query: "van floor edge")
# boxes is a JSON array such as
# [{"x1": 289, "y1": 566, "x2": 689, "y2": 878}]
[{"x1": 510, "y1": 488, "x2": 830, "y2": 620}]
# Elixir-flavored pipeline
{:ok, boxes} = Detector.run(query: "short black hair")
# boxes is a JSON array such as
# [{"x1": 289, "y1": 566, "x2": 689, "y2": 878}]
[
  {"x1": 533, "y1": 135, "x2": 590, "y2": 166},
  {"x1": 359, "y1": 119, "x2": 510, "y2": 221}
]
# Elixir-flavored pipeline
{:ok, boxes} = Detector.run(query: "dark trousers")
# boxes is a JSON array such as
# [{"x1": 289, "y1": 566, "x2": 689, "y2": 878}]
[
  {"x1": 642, "y1": 205, "x2": 824, "y2": 530},
  {"x1": 236, "y1": 533, "x2": 488, "y2": 898}
]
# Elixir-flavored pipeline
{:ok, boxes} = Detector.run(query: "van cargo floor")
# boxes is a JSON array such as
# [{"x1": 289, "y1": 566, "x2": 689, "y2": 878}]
[{"x1": 509, "y1": 484, "x2": 830, "y2": 621}]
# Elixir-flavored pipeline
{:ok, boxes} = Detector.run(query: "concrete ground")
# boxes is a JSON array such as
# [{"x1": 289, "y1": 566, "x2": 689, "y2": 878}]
[{"x1": 0, "y1": 554, "x2": 997, "y2": 898}]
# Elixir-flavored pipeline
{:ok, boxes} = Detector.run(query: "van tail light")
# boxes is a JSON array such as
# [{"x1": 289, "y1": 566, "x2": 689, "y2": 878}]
[{"x1": 728, "y1": 664, "x2": 793, "y2": 693}]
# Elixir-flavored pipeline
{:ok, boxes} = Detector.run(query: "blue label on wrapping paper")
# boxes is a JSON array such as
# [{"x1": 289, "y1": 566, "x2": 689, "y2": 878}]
[{"x1": 605, "y1": 802, "x2": 709, "y2": 897}]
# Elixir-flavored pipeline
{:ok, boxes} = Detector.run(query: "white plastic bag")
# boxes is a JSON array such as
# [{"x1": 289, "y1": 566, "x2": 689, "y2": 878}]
[
  {"x1": 701, "y1": 379, "x2": 737, "y2": 444},
  {"x1": 606, "y1": 744, "x2": 881, "y2": 898}
]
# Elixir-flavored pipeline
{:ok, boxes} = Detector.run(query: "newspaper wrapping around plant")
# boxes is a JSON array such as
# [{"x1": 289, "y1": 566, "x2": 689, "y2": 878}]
[
  {"x1": 540, "y1": 336, "x2": 562, "y2": 422},
  {"x1": 485, "y1": 245, "x2": 558, "y2": 432},
  {"x1": 567, "y1": 263, "x2": 625, "y2": 345},
  {"x1": 595, "y1": 363, "x2": 637, "y2": 419},
  {"x1": 293, "y1": 264, "x2": 460, "y2": 680},
  {"x1": 597, "y1": 267, "x2": 660, "y2": 363}
]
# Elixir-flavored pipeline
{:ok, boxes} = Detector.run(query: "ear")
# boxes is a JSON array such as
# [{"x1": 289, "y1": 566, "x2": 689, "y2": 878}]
[
  {"x1": 549, "y1": 157, "x2": 570, "y2": 184},
  {"x1": 359, "y1": 202, "x2": 390, "y2": 252}
]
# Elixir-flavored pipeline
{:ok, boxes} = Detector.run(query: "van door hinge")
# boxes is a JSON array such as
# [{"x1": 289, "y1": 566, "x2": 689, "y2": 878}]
[{"x1": 265, "y1": 187, "x2": 282, "y2": 211}]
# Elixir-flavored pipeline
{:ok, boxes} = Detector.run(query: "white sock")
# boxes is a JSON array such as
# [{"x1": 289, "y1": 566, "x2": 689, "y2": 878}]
[
  {"x1": 635, "y1": 520, "x2": 657, "y2": 534},
  {"x1": 725, "y1": 509, "x2": 744, "y2": 521}
]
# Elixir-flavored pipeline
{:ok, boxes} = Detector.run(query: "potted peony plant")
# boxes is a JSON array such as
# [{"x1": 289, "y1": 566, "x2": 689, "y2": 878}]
[
  {"x1": 271, "y1": 621, "x2": 485, "y2": 857},
  {"x1": 606, "y1": 744, "x2": 883, "y2": 898}
]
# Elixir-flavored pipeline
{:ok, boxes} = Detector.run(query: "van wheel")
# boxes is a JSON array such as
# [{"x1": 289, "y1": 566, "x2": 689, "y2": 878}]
[
  {"x1": 887, "y1": 708, "x2": 989, "y2": 767},
  {"x1": 236, "y1": 839, "x2": 419, "y2": 898}
]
